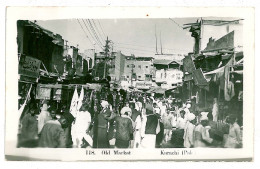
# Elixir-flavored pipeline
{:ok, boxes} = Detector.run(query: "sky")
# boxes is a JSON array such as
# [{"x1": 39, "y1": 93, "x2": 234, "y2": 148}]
[
  {"x1": 36, "y1": 18, "x2": 199, "y2": 57},
  {"x1": 36, "y1": 17, "x2": 239, "y2": 58}
]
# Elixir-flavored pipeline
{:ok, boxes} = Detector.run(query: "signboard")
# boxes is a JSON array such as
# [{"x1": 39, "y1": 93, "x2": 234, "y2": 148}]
[
  {"x1": 36, "y1": 86, "x2": 51, "y2": 100},
  {"x1": 135, "y1": 81, "x2": 152, "y2": 89},
  {"x1": 19, "y1": 56, "x2": 41, "y2": 78}
]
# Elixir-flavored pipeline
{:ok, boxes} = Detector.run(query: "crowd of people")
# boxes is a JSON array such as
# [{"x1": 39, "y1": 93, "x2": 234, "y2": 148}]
[{"x1": 18, "y1": 88, "x2": 242, "y2": 149}]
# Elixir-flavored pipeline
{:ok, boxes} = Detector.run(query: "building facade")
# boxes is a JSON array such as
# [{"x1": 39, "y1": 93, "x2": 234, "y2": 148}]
[
  {"x1": 123, "y1": 56, "x2": 154, "y2": 81},
  {"x1": 153, "y1": 59, "x2": 183, "y2": 89}
]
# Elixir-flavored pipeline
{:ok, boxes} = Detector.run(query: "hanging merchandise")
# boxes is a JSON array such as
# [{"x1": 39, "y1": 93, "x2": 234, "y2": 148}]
[
  {"x1": 196, "y1": 91, "x2": 199, "y2": 104},
  {"x1": 53, "y1": 88, "x2": 62, "y2": 100},
  {"x1": 224, "y1": 66, "x2": 235, "y2": 101},
  {"x1": 238, "y1": 91, "x2": 243, "y2": 101}
]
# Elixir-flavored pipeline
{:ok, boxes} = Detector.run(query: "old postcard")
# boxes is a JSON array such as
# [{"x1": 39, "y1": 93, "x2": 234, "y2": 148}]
[{"x1": 5, "y1": 7, "x2": 254, "y2": 161}]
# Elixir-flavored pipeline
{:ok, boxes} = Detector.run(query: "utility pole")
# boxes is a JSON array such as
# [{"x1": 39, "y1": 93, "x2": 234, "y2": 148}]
[
  {"x1": 160, "y1": 31, "x2": 163, "y2": 55},
  {"x1": 155, "y1": 25, "x2": 158, "y2": 54},
  {"x1": 103, "y1": 36, "x2": 111, "y2": 79},
  {"x1": 65, "y1": 40, "x2": 68, "y2": 49},
  {"x1": 131, "y1": 63, "x2": 134, "y2": 87}
]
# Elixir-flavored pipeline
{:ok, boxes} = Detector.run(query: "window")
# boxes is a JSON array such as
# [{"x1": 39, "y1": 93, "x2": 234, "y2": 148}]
[
  {"x1": 146, "y1": 66, "x2": 148, "y2": 68},
  {"x1": 132, "y1": 73, "x2": 136, "y2": 79},
  {"x1": 138, "y1": 76, "x2": 141, "y2": 78},
  {"x1": 127, "y1": 76, "x2": 129, "y2": 78},
  {"x1": 145, "y1": 74, "x2": 151, "y2": 81},
  {"x1": 127, "y1": 65, "x2": 130, "y2": 68}
]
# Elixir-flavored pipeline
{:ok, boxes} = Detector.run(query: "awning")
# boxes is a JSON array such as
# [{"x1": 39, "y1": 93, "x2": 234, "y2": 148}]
[
  {"x1": 146, "y1": 87, "x2": 166, "y2": 94},
  {"x1": 153, "y1": 88, "x2": 166, "y2": 94},
  {"x1": 183, "y1": 74, "x2": 193, "y2": 81},
  {"x1": 204, "y1": 66, "x2": 225, "y2": 75},
  {"x1": 231, "y1": 70, "x2": 243, "y2": 75},
  {"x1": 193, "y1": 68, "x2": 208, "y2": 86}
]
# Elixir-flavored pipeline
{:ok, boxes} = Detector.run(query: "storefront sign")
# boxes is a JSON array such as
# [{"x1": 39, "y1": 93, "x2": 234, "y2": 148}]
[
  {"x1": 135, "y1": 82, "x2": 152, "y2": 89},
  {"x1": 36, "y1": 86, "x2": 51, "y2": 100},
  {"x1": 19, "y1": 56, "x2": 41, "y2": 78},
  {"x1": 83, "y1": 83, "x2": 102, "y2": 91}
]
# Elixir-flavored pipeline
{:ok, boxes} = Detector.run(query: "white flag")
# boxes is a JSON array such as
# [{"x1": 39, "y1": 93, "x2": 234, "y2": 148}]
[
  {"x1": 77, "y1": 86, "x2": 84, "y2": 111},
  {"x1": 70, "y1": 87, "x2": 79, "y2": 118}
]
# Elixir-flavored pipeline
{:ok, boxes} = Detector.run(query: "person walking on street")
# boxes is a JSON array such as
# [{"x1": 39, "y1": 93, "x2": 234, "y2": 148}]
[
  {"x1": 114, "y1": 107, "x2": 133, "y2": 148},
  {"x1": 39, "y1": 111, "x2": 75, "y2": 148}
]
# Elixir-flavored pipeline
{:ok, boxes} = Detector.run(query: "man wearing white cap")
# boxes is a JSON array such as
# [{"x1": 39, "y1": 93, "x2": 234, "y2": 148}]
[
  {"x1": 38, "y1": 102, "x2": 52, "y2": 134},
  {"x1": 183, "y1": 113, "x2": 196, "y2": 148},
  {"x1": 114, "y1": 107, "x2": 133, "y2": 148},
  {"x1": 194, "y1": 112, "x2": 213, "y2": 148},
  {"x1": 97, "y1": 100, "x2": 112, "y2": 148},
  {"x1": 130, "y1": 102, "x2": 142, "y2": 148}
]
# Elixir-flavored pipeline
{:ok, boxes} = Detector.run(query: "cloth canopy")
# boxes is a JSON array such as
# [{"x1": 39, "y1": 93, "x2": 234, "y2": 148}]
[
  {"x1": 193, "y1": 68, "x2": 208, "y2": 86},
  {"x1": 146, "y1": 87, "x2": 166, "y2": 94}
]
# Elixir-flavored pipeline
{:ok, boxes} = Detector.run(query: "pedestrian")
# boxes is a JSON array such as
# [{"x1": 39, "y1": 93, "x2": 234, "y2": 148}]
[
  {"x1": 97, "y1": 100, "x2": 112, "y2": 148},
  {"x1": 224, "y1": 115, "x2": 242, "y2": 148},
  {"x1": 38, "y1": 111, "x2": 75, "y2": 148},
  {"x1": 183, "y1": 113, "x2": 196, "y2": 148},
  {"x1": 38, "y1": 102, "x2": 52, "y2": 134},
  {"x1": 71, "y1": 103, "x2": 92, "y2": 148},
  {"x1": 193, "y1": 112, "x2": 214, "y2": 148},
  {"x1": 156, "y1": 117, "x2": 164, "y2": 148},
  {"x1": 161, "y1": 108, "x2": 174, "y2": 143},
  {"x1": 141, "y1": 104, "x2": 160, "y2": 148},
  {"x1": 130, "y1": 102, "x2": 142, "y2": 148},
  {"x1": 160, "y1": 101, "x2": 168, "y2": 117},
  {"x1": 19, "y1": 104, "x2": 39, "y2": 147},
  {"x1": 171, "y1": 110, "x2": 186, "y2": 148},
  {"x1": 153, "y1": 102, "x2": 161, "y2": 115},
  {"x1": 114, "y1": 107, "x2": 133, "y2": 148},
  {"x1": 212, "y1": 98, "x2": 219, "y2": 122}
]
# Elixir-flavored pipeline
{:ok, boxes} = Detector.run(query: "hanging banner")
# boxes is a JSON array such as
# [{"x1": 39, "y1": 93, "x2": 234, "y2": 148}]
[
  {"x1": 224, "y1": 66, "x2": 235, "y2": 101},
  {"x1": 183, "y1": 55, "x2": 196, "y2": 74},
  {"x1": 193, "y1": 68, "x2": 208, "y2": 86},
  {"x1": 19, "y1": 56, "x2": 41, "y2": 78}
]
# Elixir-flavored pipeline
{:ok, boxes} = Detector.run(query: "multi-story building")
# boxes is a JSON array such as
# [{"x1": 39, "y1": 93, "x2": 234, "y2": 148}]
[
  {"x1": 153, "y1": 59, "x2": 183, "y2": 89},
  {"x1": 123, "y1": 56, "x2": 154, "y2": 81},
  {"x1": 114, "y1": 51, "x2": 126, "y2": 82}
]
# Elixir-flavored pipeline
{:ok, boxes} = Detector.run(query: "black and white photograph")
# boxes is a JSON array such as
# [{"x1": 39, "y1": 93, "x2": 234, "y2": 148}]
[{"x1": 4, "y1": 7, "x2": 254, "y2": 161}]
